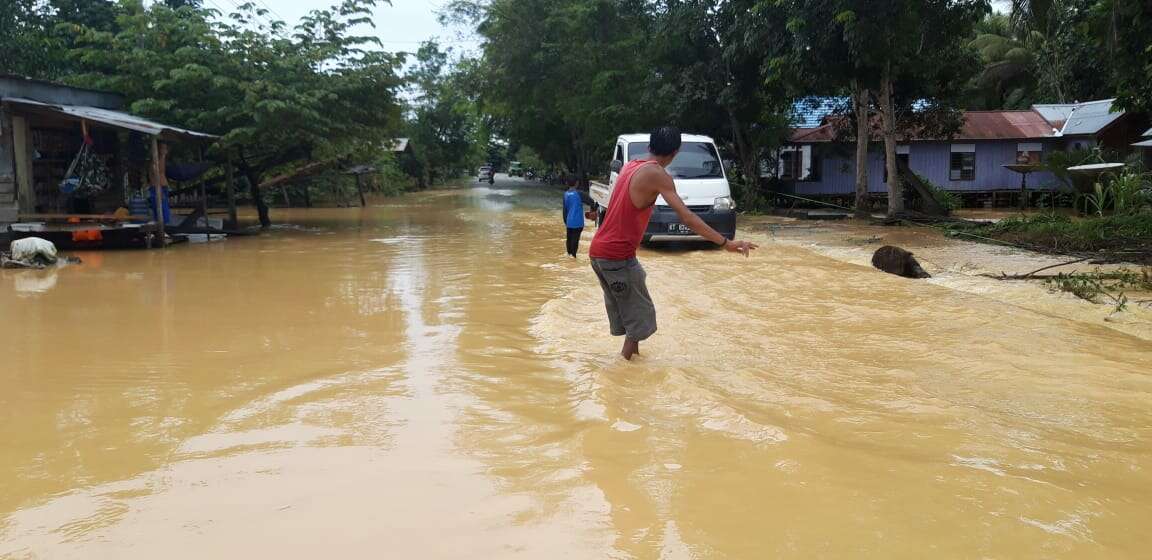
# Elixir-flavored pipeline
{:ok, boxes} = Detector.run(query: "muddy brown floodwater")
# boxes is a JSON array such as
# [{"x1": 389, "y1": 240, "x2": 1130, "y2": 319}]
[{"x1": 2, "y1": 184, "x2": 1151, "y2": 559}]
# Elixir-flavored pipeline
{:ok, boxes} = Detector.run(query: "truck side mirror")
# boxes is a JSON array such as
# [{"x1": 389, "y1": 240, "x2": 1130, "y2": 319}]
[{"x1": 610, "y1": 160, "x2": 623, "y2": 173}]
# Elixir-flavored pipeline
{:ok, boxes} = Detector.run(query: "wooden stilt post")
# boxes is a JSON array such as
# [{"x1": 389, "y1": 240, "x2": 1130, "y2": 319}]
[
  {"x1": 150, "y1": 137, "x2": 166, "y2": 247},
  {"x1": 225, "y1": 154, "x2": 237, "y2": 228},
  {"x1": 355, "y1": 173, "x2": 366, "y2": 207},
  {"x1": 198, "y1": 147, "x2": 209, "y2": 239}
]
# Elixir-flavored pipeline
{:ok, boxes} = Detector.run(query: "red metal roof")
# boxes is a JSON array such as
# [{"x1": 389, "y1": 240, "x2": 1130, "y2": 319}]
[
  {"x1": 790, "y1": 109, "x2": 1056, "y2": 143},
  {"x1": 957, "y1": 110, "x2": 1055, "y2": 140}
]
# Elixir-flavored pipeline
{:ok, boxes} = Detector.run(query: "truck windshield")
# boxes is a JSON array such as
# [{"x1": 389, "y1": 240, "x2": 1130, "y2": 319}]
[{"x1": 627, "y1": 141, "x2": 723, "y2": 179}]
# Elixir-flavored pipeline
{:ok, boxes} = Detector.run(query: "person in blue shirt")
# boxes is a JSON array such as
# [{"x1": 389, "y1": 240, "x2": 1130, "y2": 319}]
[{"x1": 562, "y1": 185, "x2": 586, "y2": 257}]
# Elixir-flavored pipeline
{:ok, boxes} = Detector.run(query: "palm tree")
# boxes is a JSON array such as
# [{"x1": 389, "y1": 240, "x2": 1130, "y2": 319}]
[
  {"x1": 968, "y1": 13, "x2": 1036, "y2": 108},
  {"x1": 1009, "y1": 0, "x2": 1059, "y2": 38}
]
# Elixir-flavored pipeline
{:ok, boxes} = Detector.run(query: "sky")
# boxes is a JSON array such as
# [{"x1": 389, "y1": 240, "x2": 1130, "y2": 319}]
[
  {"x1": 205, "y1": 0, "x2": 1012, "y2": 58},
  {"x1": 201, "y1": 0, "x2": 482, "y2": 57}
]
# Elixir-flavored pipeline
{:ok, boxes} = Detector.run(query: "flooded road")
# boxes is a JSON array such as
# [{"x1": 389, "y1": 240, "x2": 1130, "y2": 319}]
[{"x1": 2, "y1": 180, "x2": 1151, "y2": 558}]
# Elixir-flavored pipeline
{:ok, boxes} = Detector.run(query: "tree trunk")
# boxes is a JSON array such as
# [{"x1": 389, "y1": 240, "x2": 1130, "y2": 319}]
[
  {"x1": 249, "y1": 173, "x2": 270, "y2": 229},
  {"x1": 727, "y1": 111, "x2": 759, "y2": 202},
  {"x1": 878, "y1": 70, "x2": 903, "y2": 217},
  {"x1": 852, "y1": 82, "x2": 871, "y2": 219},
  {"x1": 355, "y1": 174, "x2": 366, "y2": 207},
  {"x1": 237, "y1": 149, "x2": 271, "y2": 228}
]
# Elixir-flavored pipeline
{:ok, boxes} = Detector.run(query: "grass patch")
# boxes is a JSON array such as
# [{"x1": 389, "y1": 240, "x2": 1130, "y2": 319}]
[{"x1": 947, "y1": 213, "x2": 1152, "y2": 258}]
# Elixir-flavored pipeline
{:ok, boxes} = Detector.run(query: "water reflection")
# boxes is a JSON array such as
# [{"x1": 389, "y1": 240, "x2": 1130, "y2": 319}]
[{"x1": 2, "y1": 185, "x2": 1151, "y2": 558}]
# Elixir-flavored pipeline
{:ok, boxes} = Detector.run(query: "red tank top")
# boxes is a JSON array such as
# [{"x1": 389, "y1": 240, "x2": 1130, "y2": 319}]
[{"x1": 590, "y1": 160, "x2": 656, "y2": 260}]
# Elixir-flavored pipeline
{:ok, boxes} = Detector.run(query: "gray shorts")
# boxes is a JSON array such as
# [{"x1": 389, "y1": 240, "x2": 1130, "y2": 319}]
[{"x1": 590, "y1": 257, "x2": 657, "y2": 341}]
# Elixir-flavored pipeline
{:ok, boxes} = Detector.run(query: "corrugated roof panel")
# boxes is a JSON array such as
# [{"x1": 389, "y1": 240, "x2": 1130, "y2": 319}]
[
  {"x1": 1032, "y1": 104, "x2": 1076, "y2": 126},
  {"x1": 4, "y1": 97, "x2": 216, "y2": 140},
  {"x1": 956, "y1": 110, "x2": 1055, "y2": 140},
  {"x1": 791, "y1": 109, "x2": 1055, "y2": 143},
  {"x1": 1060, "y1": 99, "x2": 1121, "y2": 136}
]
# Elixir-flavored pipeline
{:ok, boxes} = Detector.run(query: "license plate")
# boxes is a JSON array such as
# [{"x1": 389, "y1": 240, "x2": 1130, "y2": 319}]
[{"x1": 667, "y1": 223, "x2": 692, "y2": 234}]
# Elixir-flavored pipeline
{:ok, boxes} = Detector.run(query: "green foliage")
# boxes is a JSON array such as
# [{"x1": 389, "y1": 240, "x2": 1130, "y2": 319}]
[
  {"x1": 1, "y1": 0, "x2": 64, "y2": 77},
  {"x1": 1109, "y1": 0, "x2": 1152, "y2": 112},
  {"x1": 456, "y1": 0, "x2": 658, "y2": 182},
  {"x1": 915, "y1": 172, "x2": 961, "y2": 212},
  {"x1": 950, "y1": 212, "x2": 1152, "y2": 254},
  {"x1": 1108, "y1": 171, "x2": 1151, "y2": 214},
  {"x1": 62, "y1": 0, "x2": 404, "y2": 201},
  {"x1": 1042, "y1": 147, "x2": 1102, "y2": 190},
  {"x1": 967, "y1": 12, "x2": 1037, "y2": 108},
  {"x1": 1045, "y1": 267, "x2": 1151, "y2": 313},
  {"x1": 1083, "y1": 182, "x2": 1111, "y2": 216},
  {"x1": 403, "y1": 41, "x2": 485, "y2": 187}
]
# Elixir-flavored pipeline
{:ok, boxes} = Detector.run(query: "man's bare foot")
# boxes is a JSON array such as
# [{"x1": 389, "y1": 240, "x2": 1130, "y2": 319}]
[{"x1": 621, "y1": 339, "x2": 639, "y2": 360}]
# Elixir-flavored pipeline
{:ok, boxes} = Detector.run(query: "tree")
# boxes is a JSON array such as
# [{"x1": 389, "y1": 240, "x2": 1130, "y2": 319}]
[
  {"x1": 1099, "y1": 0, "x2": 1151, "y2": 112},
  {"x1": 65, "y1": 0, "x2": 404, "y2": 227},
  {"x1": 452, "y1": 0, "x2": 655, "y2": 185},
  {"x1": 841, "y1": 0, "x2": 987, "y2": 216},
  {"x1": 648, "y1": 0, "x2": 794, "y2": 207},
  {"x1": 404, "y1": 42, "x2": 484, "y2": 187},
  {"x1": 967, "y1": 12, "x2": 1037, "y2": 109},
  {"x1": 781, "y1": 0, "x2": 881, "y2": 217},
  {"x1": 0, "y1": 0, "x2": 63, "y2": 78}
]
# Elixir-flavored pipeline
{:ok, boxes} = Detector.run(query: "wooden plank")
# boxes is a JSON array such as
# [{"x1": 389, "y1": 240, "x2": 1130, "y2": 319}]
[
  {"x1": 17, "y1": 213, "x2": 133, "y2": 221},
  {"x1": 12, "y1": 116, "x2": 35, "y2": 213},
  {"x1": 150, "y1": 137, "x2": 166, "y2": 246},
  {"x1": 225, "y1": 156, "x2": 237, "y2": 227}
]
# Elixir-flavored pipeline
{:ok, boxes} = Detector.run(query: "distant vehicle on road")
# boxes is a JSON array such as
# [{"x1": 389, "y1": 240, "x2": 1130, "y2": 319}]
[
  {"x1": 477, "y1": 165, "x2": 493, "y2": 182},
  {"x1": 589, "y1": 133, "x2": 735, "y2": 243},
  {"x1": 508, "y1": 161, "x2": 523, "y2": 177}
]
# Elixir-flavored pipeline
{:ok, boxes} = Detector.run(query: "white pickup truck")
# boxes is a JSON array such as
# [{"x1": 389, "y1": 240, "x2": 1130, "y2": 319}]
[{"x1": 589, "y1": 133, "x2": 736, "y2": 243}]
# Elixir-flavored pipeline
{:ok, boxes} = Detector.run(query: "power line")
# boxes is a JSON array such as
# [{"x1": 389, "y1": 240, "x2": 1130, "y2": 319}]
[{"x1": 251, "y1": 0, "x2": 287, "y2": 23}]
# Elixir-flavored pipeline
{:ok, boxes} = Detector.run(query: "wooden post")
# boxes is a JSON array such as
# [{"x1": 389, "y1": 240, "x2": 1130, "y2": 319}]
[
  {"x1": 1018, "y1": 172, "x2": 1029, "y2": 212},
  {"x1": 11, "y1": 115, "x2": 34, "y2": 214},
  {"x1": 150, "y1": 137, "x2": 166, "y2": 247},
  {"x1": 225, "y1": 155, "x2": 237, "y2": 228},
  {"x1": 198, "y1": 147, "x2": 209, "y2": 239},
  {"x1": 355, "y1": 173, "x2": 366, "y2": 207}
]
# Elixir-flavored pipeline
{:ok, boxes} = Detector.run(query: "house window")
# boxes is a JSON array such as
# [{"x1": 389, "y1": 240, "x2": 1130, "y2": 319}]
[
  {"x1": 1016, "y1": 143, "x2": 1042, "y2": 164},
  {"x1": 806, "y1": 149, "x2": 821, "y2": 182},
  {"x1": 779, "y1": 145, "x2": 816, "y2": 181},
  {"x1": 950, "y1": 144, "x2": 976, "y2": 181},
  {"x1": 780, "y1": 150, "x2": 802, "y2": 180}
]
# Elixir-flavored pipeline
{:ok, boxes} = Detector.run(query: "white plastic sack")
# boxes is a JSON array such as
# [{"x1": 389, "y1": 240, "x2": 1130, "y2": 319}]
[{"x1": 10, "y1": 237, "x2": 58, "y2": 264}]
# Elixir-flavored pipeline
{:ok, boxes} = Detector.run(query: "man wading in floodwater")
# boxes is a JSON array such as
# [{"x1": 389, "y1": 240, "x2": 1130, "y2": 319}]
[{"x1": 589, "y1": 126, "x2": 758, "y2": 360}]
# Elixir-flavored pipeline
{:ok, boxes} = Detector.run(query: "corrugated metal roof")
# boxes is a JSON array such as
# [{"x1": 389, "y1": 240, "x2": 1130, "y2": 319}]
[
  {"x1": 4, "y1": 97, "x2": 216, "y2": 140},
  {"x1": 1142, "y1": 127, "x2": 1152, "y2": 137},
  {"x1": 1133, "y1": 139, "x2": 1152, "y2": 148},
  {"x1": 790, "y1": 109, "x2": 1055, "y2": 143},
  {"x1": 1058, "y1": 99, "x2": 1121, "y2": 136},
  {"x1": 1031, "y1": 104, "x2": 1076, "y2": 128},
  {"x1": 958, "y1": 110, "x2": 1056, "y2": 140}
]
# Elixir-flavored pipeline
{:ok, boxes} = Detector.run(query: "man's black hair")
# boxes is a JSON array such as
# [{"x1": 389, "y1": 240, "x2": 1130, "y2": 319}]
[{"x1": 648, "y1": 126, "x2": 681, "y2": 156}]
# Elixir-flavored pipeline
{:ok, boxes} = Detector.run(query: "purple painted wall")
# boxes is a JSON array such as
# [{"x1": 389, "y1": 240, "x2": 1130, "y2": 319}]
[{"x1": 789, "y1": 140, "x2": 1061, "y2": 196}]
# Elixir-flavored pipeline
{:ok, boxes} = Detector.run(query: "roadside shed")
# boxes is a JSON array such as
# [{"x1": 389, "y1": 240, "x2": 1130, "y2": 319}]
[{"x1": 1, "y1": 75, "x2": 217, "y2": 247}]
